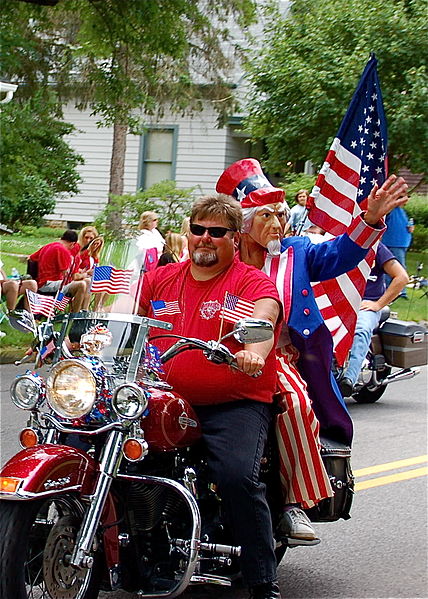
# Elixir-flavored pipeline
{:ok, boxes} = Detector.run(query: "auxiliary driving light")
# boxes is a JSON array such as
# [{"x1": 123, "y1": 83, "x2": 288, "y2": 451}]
[
  {"x1": 10, "y1": 374, "x2": 44, "y2": 410},
  {"x1": 112, "y1": 383, "x2": 148, "y2": 420}
]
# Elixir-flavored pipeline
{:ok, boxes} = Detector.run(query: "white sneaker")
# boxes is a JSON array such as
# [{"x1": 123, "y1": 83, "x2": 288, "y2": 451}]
[{"x1": 277, "y1": 507, "x2": 320, "y2": 545}]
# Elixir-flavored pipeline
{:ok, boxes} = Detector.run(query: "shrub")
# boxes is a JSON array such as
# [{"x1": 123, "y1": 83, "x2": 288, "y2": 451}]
[
  {"x1": 94, "y1": 180, "x2": 197, "y2": 241},
  {"x1": 406, "y1": 194, "x2": 428, "y2": 228},
  {"x1": 410, "y1": 225, "x2": 428, "y2": 253},
  {"x1": 0, "y1": 174, "x2": 55, "y2": 229}
]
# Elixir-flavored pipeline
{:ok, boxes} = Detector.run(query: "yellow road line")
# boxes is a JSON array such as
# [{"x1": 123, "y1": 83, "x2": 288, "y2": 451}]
[
  {"x1": 354, "y1": 455, "x2": 428, "y2": 477},
  {"x1": 355, "y1": 466, "x2": 428, "y2": 491}
]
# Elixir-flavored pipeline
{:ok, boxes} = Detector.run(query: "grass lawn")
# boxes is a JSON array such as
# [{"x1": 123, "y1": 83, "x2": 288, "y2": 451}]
[{"x1": 1, "y1": 228, "x2": 427, "y2": 352}]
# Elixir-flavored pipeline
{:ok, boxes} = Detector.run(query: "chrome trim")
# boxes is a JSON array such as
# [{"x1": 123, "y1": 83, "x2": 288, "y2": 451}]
[
  {"x1": 384, "y1": 367, "x2": 420, "y2": 385},
  {"x1": 43, "y1": 412, "x2": 121, "y2": 435},
  {"x1": 53, "y1": 312, "x2": 173, "y2": 329},
  {"x1": 117, "y1": 473, "x2": 201, "y2": 598},
  {"x1": 0, "y1": 484, "x2": 82, "y2": 500}
]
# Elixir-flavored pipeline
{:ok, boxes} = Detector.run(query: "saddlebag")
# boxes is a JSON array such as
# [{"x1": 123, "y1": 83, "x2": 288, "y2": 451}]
[
  {"x1": 306, "y1": 437, "x2": 354, "y2": 522},
  {"x1": 379, "y1": 319, "x2": 428, "y2": 368}
]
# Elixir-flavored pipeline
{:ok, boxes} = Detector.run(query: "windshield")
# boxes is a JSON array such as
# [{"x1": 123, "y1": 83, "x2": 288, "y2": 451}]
[{"x1": 44, "y1": 239, "x2": 172, "y2": 381}]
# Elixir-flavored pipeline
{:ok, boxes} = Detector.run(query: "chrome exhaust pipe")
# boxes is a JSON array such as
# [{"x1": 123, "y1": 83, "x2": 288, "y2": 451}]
[{"x1": 384, "y1": 367, "x2": 420, "y2": 385}]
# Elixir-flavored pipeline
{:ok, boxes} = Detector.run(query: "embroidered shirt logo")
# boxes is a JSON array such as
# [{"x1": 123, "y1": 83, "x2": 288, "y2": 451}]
[{"x1": 200, "y1": 300, "x2": 221, "y2": 320}]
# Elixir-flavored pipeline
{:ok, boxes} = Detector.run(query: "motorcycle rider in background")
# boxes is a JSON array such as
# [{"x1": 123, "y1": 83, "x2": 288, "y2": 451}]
[
  {"x1": 216, "y1": 159, "x2": 409, "y2": 546},
  {"x1": 339, "y1": 242, "x2": 409, "y2": 397},
  {"x1": 138, "y1": 193, "x2": 284, "y2": 599}
]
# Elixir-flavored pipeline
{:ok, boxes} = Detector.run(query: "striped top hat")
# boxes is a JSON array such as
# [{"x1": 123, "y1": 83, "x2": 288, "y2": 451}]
[{"x1": 216, "y1": 158, "x2": 285, "y2": 208}]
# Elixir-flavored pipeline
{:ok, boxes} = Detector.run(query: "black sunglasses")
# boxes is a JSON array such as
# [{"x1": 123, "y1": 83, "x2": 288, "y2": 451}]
[{"x1": 189, "y1": 223, "x2": 236, "y2": 238}]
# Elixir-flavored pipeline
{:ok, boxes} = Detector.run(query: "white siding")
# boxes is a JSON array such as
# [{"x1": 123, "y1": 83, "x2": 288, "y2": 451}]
[{"x1": 47, "y1": 103, "x2": 232, "y2": 225}]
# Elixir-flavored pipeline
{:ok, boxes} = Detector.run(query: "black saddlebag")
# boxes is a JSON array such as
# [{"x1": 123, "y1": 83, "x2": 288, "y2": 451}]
[{"x1": 306, "y1": 437, "x2": 354, "y2": 522}]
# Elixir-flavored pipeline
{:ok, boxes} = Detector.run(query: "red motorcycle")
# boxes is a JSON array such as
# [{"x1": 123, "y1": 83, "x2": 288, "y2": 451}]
[{"x1": 0, "y1": 297, "x2": 353, "y2": 598}]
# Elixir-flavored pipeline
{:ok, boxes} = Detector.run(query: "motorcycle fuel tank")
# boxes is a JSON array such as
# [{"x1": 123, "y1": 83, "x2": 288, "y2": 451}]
[{"x1": 142, "y1": 389, "x2": 202, "y2": 451}]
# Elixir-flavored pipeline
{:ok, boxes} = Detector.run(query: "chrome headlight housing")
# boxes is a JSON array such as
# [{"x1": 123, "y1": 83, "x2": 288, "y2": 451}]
[
  {"x1": 46, "y1": 359, "x2": 96, "y2": 419},
  {"x1": 10, "y1": 374, "x2": 45, "y2": 410},
  {"x1": 112, "y1": 383, "x2": 148, "y2": 420}
]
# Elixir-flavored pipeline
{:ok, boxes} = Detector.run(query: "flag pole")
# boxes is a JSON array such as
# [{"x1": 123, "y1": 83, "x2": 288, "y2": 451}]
[{"x1": 217, "y1": 290, "x2": 228, "y2": 342}]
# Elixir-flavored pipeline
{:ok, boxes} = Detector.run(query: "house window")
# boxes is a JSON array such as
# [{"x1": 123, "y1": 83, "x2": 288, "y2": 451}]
[{"x1": 138, "y1": 127, "x2": 177, "y2": 189}]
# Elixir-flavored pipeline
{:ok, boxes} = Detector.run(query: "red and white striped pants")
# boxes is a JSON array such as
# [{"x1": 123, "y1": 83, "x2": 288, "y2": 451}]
[{"x1": 276, "y1": 346, "x2": 333, "y2": 508}]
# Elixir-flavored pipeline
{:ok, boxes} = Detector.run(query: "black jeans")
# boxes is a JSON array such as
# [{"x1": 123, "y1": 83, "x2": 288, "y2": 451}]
[{"x1": 194, "y1": 400, "x2": 277, "y2": 587}]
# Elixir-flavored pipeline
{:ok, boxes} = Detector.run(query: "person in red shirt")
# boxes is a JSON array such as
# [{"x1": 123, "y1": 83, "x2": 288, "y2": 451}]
[
  {"x1": 139, "y1": 194, "x2": 283, "y2": 599},
  {"x1": 29, "y1": 230, "x2": 90, "y2": 312}
]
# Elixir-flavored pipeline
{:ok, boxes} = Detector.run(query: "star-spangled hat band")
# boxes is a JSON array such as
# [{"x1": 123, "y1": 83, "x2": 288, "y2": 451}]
[{"x1": 216, "y1": 158, "x2": 285, "y2": 208}]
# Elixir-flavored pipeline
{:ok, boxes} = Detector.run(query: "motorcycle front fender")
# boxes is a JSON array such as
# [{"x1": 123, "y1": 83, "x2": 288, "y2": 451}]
[{"x1": 0, "y1": 444, "x2": 98, "y2": 500}]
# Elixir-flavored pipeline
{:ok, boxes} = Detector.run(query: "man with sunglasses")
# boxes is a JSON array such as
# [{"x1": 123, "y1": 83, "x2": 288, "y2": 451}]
[{"x1": 139, "y1": 193, "x2": 284, "y2": 599}]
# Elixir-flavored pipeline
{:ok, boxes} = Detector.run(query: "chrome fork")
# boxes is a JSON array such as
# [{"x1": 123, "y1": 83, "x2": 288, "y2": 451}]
[{"x1": 70, "y1": 429, "x2": 124, "y2": 567}]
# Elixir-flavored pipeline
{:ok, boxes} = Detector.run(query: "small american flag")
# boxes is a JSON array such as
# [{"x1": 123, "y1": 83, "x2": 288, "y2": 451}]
[
  {"x1": 150, "y1": 300, "x2": 181, "y2": 316},
  {"x1": 27, "y1": 290, "x2": 69, "y2": 318},
  {"x1": 306, "y1": 55, "x2": 387, "y2": 366},
  {"x1": 220, "y1": 292, "x2": 255, "y2": 324},
  {"x1": 90, "y1": 266, "x2": 133, "y2": 295},
  {"x1": 39, "y1": 339, "x2": 56, "y2": 361}
]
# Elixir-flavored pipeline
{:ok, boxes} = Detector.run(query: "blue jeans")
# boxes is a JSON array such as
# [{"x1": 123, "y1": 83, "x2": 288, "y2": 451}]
[
  {"x1": 344, "y1": 309, "x2": 382, "y2": 385},
  {"x1": 385, "y1": 246, "x2": 407, "y2": 297},
  {"x1": 194, "y1": 400, "x2": 277, "y2": 587}
]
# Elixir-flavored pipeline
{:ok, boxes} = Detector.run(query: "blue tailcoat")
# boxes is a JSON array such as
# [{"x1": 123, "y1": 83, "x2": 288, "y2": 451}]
[{"x1": 278, "y1": 234, "x2": 369, "y2": 446}]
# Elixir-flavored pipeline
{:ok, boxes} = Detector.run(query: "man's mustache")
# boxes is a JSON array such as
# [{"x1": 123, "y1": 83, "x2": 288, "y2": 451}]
[{"x1": 195, "y1": 242, "x2": 217, "y2": 250}]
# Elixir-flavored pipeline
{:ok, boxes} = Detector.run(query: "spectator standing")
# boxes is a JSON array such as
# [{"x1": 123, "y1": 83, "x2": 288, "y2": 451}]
[
  {"x1": 382, "y1": 206, "x2": 414, "y2": 298},
  {"x1": 284, "y1": 189, "x2": 313, "y2": 235},
  {"x1": 157, "y1": 232, "x2": 184, "y2": 266},
  {"x1": 179, "y1": 216, "x2": 190, "y2": 261}
]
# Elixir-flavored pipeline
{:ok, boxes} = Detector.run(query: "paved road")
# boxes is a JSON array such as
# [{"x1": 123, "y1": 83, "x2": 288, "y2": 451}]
[{"x1": 0, "y1": 363, "x2": 427, "y2": 598}]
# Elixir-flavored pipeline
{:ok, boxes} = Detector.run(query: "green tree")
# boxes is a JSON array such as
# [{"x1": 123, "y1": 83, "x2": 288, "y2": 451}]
[
  {"x1": 244, "y1": 0, "x2": 428, "y2": 178},
  {"x1": 0, "y1": 93, "x2": 83, "y2": 228},
  {"x1": 2, "y1": 0, "x2": 257, "y2": 231}
]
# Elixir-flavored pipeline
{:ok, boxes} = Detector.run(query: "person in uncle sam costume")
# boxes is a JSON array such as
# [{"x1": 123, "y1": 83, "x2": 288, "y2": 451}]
[{"x1": 216, "y1": 158, "x2": 408, "y2": 545}]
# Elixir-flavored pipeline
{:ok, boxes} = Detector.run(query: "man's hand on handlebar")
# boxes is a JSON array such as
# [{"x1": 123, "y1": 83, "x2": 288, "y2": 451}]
[{"x1": 234, "y1": 350, "x2": 265, "y2": 377}]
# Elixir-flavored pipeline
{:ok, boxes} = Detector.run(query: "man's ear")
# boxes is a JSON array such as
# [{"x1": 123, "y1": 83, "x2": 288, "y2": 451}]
[{"x1": 233, "y1": 232, "x2": 240, "y2": 249}]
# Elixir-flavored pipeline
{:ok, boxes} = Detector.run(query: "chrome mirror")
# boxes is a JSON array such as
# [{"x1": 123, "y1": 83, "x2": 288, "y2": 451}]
[{"x1": 231, "y1": 318, "x2": 274, "y2": 344}]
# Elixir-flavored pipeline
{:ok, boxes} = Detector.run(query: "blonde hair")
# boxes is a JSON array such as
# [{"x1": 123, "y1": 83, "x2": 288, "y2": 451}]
[
  {"x1": 139, "y1": 211, "x2": 159, "y2": 230},
  {"x1": 164, "y1": 232, "x2": 184, "y2": 261},
  {"x1": 78, "y1": 225, "x2": 98, "y2": 247},
  {"x1": 180, "y1": 216, "x2": 190, "y2": 236}
]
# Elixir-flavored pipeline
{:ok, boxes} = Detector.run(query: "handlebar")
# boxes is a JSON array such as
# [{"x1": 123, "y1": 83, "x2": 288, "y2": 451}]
[{"x1": 155, "y1": 336, "x2": 261, "y2": 377}]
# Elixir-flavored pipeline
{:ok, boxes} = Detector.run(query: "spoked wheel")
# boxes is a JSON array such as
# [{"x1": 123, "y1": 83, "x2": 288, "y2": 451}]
[{"x1": 0, "y1": 497, "x2": 101, "y2": 599}]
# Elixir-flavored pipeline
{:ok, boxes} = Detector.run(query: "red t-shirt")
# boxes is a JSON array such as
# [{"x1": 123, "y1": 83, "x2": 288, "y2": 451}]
[
  {"x1": 139, "y1": 258, "x2": 281, "y2": 406},
  {"x1": 30, "y1": 241, "x2": 73, "y2": 288}
]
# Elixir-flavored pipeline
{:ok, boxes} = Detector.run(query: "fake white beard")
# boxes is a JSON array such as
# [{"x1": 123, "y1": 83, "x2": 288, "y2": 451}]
[{"x1": 267, "y1": 239, "x2": 281, "y2": 256}]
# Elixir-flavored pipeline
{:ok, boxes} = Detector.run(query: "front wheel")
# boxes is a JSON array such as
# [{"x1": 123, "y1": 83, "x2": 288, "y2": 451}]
[{"x1": 0, "y1": 497, "x2": 102, "y2": 599}]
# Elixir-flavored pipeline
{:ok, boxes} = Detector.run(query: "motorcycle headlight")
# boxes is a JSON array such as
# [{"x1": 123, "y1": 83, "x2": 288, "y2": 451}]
[
  {"x1": 46, "y1": 359, "x2": 96, "y2": 419},
  {"x1": 112, "y1": 383, "x2": 148, "y2": 420},
  {"x1": 10, "y1": 374, "x2": 44, "y2": 410}
]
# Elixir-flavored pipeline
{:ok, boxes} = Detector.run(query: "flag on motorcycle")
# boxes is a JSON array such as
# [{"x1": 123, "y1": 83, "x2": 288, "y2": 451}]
[
  {"x1": 90, "y1": 265, "x2": 133, "y2": 295},
  {"x1": 306, "y1": 54, "x2": 387, "y2": 366},
  {"x1": 220, "y1": 292, "x2": 255, "y2": 324},
  {"x1": 26, "y1": 290, "x2": 70, "y2": 318}
]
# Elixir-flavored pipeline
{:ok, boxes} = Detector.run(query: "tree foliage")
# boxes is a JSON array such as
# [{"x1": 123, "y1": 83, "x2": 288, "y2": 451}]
[
  {"x1": 244, "y1": 0, "x2": 428, "y2": 177},
  {"x1": 0, "y1": 93, "x2": 83, "y2": 228}
]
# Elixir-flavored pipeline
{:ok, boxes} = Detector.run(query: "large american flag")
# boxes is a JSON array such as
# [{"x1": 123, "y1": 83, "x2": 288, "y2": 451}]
[
  {"x1": 220, "y1": 292, "x2": 255, "y2": 324},
  {"x1": 90, "y1": 266, "x2": 133, "y2": 295},
  {"x1": 307, "y1": 55, "x2": 387, "y2": 366}
]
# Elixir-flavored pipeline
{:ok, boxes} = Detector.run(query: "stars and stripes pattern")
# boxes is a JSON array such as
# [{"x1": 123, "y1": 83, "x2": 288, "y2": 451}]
[
  {"x1": 90, "y1": 266, "x2": 133, "y2": 295},
  {"x1": 219, "y1": 292, "x2": 255, "y2": 324},
  {"x1": 27, "y1": 290, "x2": 70, "y2": 318},
  {"x1": 306, "y1": 55, "x2": 387, "y2": 366},
  {"x1": 150, "y1": 300, "x2": 181, "y2": 316}
]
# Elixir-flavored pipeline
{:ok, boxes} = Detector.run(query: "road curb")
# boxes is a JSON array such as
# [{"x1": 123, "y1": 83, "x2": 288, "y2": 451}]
[{"x1": 0, "y1": 349, "x2": 35, "y2": 365}]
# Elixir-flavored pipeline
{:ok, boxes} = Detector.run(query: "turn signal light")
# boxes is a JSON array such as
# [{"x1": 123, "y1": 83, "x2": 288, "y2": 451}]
[
  {"x1": 19, "y1": 428, "x2": 39, "y2": 448},
  {"x1": 0, "y1": 477, "x2": 22, "y2": 493},
  {"x1": 123, "y1": 438, "x2": 148, "y2": 462}
]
